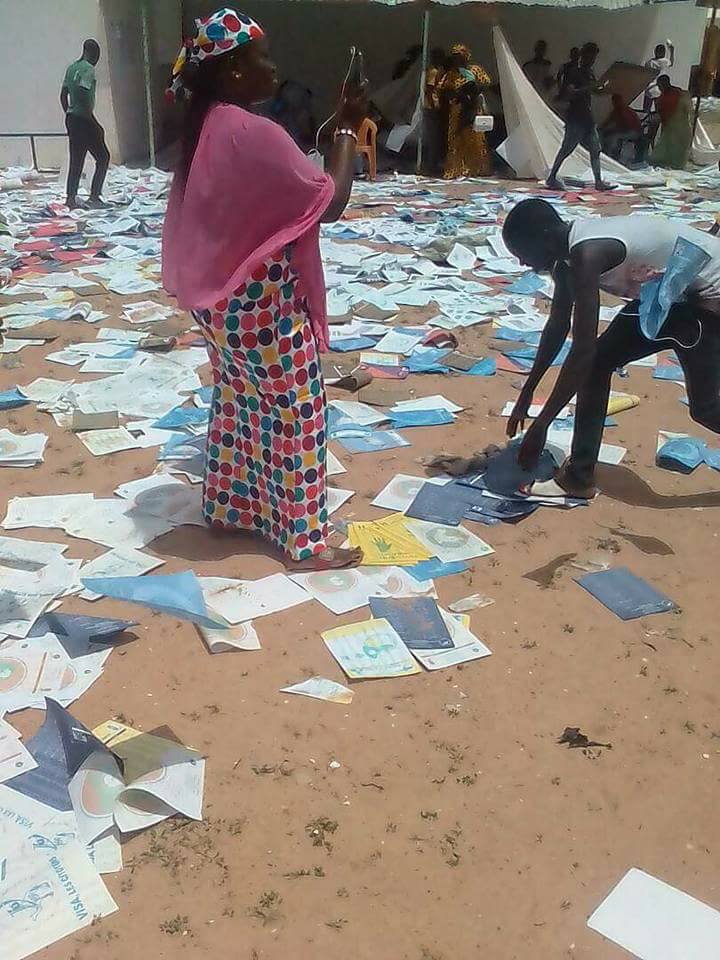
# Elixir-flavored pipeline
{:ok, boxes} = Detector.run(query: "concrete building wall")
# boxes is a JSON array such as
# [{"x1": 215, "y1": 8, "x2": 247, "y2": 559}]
[{"x1": 186, "y1": 0, "x2": 706, "y2": 122}]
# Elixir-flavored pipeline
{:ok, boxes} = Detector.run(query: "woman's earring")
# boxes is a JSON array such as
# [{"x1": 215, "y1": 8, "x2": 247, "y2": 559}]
[{"x1": 233, "y1": 71, "x2": 243, "y2": 80}]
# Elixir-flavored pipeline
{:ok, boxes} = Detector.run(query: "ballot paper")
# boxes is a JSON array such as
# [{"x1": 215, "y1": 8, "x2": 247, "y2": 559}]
[
  {"x1": 17, "y1": 378, "x2": 71, "y2": 406},
  {"x1": 587, "y1": 867, "x2": 720, "y2": 960},
  {"x1": 410, "y1": 608, "x2": 492, "y2": 670},
  {"x1": 326, "y1": 449, "x2": 346, "y2": 476},
  {"x1": 281, "y1": 677, "x2": 353, "y2": 704},
  {"x1": 82, "y1": 571, "x2": 223, "y2": 628},
  {"x1": 371, "y1": 474, "x2": 451, "y2": 512},
  {"x1": 0, "y1": 537, "x2": 67, "y2": 573},
  {"x1": 545, "y1": 428, "x2": 626, "y2": 466},
  {"x1": 0, "y1": 559, "x2": 81, "y2": 639},
  {"x1": 404, "y1": 518, "x2": 495, "y2": 563},
  {"x1": 76, "y1": 426, "x2": 142, "y2": 456},
  {"x1": 0, "y1": 430, "x2": 48, "y2": 467},
  {"x1": 326, "y1": 487, "x2": 355, "y2": 515},
  {"x1": 197, "y1": 621, "x2": 261, "y2": 653},
  {"x1": 0, "y1": 634, "x2": 106, "y2": 712},
  {"x1": 3, "y1": 494, "x2": 95, "y2": 531},
  {"x1": 201, "y1": 573, "x2": 311, "y2": 624},
  {"x1": 446, "y1": 242, "x2": 477, "y2": 271},
  {"x1": 290, "y1": 568, "x2": 388, "y2": 615},
  {"x1": 329, "y1": 400, "x2": 388, "y2": 427},
  {"x1": 374, "y1": 329, "x2": 426, "y2": 355},
  {"x1": 69, "y1": 718, "x2": 204, "y2": 838},
  {"x1": 391, "y1": 395, "x2": 463, "y2": 414},
  {"x1": 322, "y1": 617, "x2": 421, "y2": 679},
  {"x1": 121, "y1": 300, "x2": 175, "y2": 324},
  {"x1": 361, "y1": 565, "x2": 437, "y2": 599},
  {"x1": 62, "y1": 499, "x2": 173, "y2": 550},
  {"x1": 0, "y1": 719, "x2": 37, "y2": 784},
  {"x1": 78, "y1": 548, "x2": 165, "y2": 601},
  {"x1": 0, "y1": 835, "x2": 117, "y2": 960}
]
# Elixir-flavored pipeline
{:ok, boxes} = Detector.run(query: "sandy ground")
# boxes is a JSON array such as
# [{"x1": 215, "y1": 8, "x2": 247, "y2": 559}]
[{"x1": 4, "y1": 180, "x2": 720, "y2": 960}]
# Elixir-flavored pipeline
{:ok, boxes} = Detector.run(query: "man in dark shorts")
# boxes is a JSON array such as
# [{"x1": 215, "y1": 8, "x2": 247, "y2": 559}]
[
  {"x1": 546, "y1": 42, "x2": 612, "y2": 192},
  {"x1": 501, "y1": 198, "x2": 720, "y2": 498},
  {"x1": 60, "y1": 39, "x2": 110, "y2": 209}
]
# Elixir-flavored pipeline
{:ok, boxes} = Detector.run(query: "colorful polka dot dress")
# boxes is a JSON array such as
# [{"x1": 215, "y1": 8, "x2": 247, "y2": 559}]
[{"x1": 194, "y1": 243, "x2": 329, "y2": 562}]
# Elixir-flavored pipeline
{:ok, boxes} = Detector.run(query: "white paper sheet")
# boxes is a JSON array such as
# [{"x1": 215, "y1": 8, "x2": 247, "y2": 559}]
[
  {"x1": 201, "y1": 573, "x2": 311, "y2": 624},
  {"x1": 588, "y1": 868, "x2": 720, "y2": 960},
  {"x1": 281, "y1": 677, "x2": 353, "y2": 704},
  {"x1": 404, "y1": 519, "x2": 495, "y2": 563},
  {"x1": 0, "y1": 837, "x2": 117, "y2": 960},
  {"x1": 0, "y1": 536, "x2": 67, "y2": 573},
  {"x1": 391, "y1": 395, "x2": 463, "y2": 414},
  {"x1": 197, "y1": 621, "x2": 261, "y2": 653},
  {"x1": 371, "y1": 474, "x2": 451, "y2": 512},
  {"x1": 289, "y1": 568, "x2": 388, "y2": 615}
]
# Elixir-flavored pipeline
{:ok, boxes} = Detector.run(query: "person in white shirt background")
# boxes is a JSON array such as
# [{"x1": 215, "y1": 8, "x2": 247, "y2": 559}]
[{"x1": 644, "y1": 39, "x2": 675, "y2": 114}]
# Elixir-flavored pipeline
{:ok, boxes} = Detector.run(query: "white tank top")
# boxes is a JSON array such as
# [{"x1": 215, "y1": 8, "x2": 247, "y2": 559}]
[{"x1": 568, "y1": 216, "x2": 720, "y2": 313}]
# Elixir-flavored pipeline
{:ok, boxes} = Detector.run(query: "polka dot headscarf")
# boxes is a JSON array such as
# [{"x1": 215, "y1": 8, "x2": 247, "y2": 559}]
[{"x1": 168, "y1": 8, "x2": 264, "y2": 101}]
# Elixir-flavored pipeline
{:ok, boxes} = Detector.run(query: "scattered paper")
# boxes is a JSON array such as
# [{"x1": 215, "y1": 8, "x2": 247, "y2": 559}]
[
  {"x1": 322, "y1": 618, "x2": 421, "y2": 679},
  {"x1": 588, "y1": 867, "x2": 720, "y2": 960},
  {"x1": 281, "y1": 677, "x2": 353, "y2": 704}
]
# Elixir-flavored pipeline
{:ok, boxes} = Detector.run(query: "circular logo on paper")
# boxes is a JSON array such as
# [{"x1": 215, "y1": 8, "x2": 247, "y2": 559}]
[
  {"x1": 379, "y1": 572, "x2": 404, "y2": 595},
  {"x1": 306, "y1": 570, "x2": 358, "y2": 594},
  {"x1": 0, "y1": 658, "x2": 27, "y2": 692},
  {"x1": 0, "y1": 437, "x2": 18, "y2": 456},
  {"x1": 79, "y1": 770, "x2": 119, "y2": 818},
  {"x1": 394, "y1": 478, "x2": 423, "y2": 498},
  {"x1": 424, "y1": 527, "x2": 469, "y2": 548}
]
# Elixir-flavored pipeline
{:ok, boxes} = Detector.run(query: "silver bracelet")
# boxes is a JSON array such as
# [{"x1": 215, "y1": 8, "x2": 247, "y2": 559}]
[{"x1": 334, "y1": 127, "x2": 358, "y2": 142}]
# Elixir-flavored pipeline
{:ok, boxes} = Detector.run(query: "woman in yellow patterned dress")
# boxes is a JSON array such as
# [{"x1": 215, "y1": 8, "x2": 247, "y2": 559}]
[{"x1": 441, "y1": 43, "x2": 492, "y2": 179}]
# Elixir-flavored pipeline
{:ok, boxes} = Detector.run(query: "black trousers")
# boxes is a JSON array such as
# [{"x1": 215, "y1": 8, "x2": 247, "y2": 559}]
[
  {"x1": 567, "y1": 300, "x2": 720, "y2": 486},
  {"x1": 65, "y1": 113, "x2": 109, "y2": 201}
]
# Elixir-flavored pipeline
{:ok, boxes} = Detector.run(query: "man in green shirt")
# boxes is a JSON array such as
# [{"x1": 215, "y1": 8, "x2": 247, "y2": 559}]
[{"x1": 60, "y1": 39, "x2": 110, "y2": 209}]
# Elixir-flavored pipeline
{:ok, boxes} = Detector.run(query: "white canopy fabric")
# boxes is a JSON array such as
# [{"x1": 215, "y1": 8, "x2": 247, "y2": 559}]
[
  {"x1": 345, "y1": 0, "x2": 667, "y2": 8},
  {"x1": 493, "y1": 25, "x2": 661, "y2": 185}
]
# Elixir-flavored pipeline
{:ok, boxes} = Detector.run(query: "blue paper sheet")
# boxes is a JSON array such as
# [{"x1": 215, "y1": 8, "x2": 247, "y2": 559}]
[
  {"x1": 403, "y1": 559, "x2": 468, "y2": 581},
  {"x1": 703, "y1": 446, "x2": 720, "y2": 471},
  {"x1": 389, "y1": 409, "x2": 455, "y2": 428},
  {"x1": 31, "y1": 613, "x2": 137, "y2": 658},
  {"x1": 153, "y1": 406, "x2": 210, "y2": 430},
  {"x1": 576, "y1": 567, "x2": 676, "y2": 620},
  {"x1": 481, "y1": 440, "x2": 559, "y2": 497},
  {"x1": 465, "y1": 357, "x2": 496, "y2": 376},
  {"x1": 506, "y1": 272, "x2": 546, "y2": 295},
  {"x1": 405, "y1": 482, "x2": 467, "y2": 525},
  {"x1": 337, "y1": 430, "x2": 410, "y2": 453},
  {"x1": 639, "y1": 237, "x2": 712, "y2": 341},
  {"x1": 494, "y1": 328, "x2": 542, "y2": 345},
  {"x1": 80, "y1": 571, "x2": 226, "y2": 628},
  {"x1": 330, "y1": 336, "x2": 378, "y2": 352},
  {"x1": 368, "y1": 597, "x2": 453, "y2": 649},
  {"x1": 194, "y1": 385, "x2": 214, "y2": 404},
  {"x1": 8, "y1": 699, "x2": 112, "y2": 812},
  {"x1": 653, "y1": 364, "x2": 684, "y2": 382},
  {"x1": 405, "y1": 346, "x2": 451, "y2": 374},
  {"x1": 0, "y1": 387, "x2": 31, "y2": 410},
  {"x1": 656, "y1": 436, "x2": 706, "y2": 473}
]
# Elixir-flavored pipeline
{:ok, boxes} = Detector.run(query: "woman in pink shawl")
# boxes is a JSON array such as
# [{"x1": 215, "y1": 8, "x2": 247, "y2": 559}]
[{"x1": 163, "y1": 9, "x2": 364, "y2": 569}]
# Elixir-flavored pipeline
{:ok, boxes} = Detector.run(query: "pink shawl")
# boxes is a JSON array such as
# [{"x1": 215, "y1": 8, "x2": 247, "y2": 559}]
[{"x1": 162, "y1": 103, "x2": 334, "y2": 351}]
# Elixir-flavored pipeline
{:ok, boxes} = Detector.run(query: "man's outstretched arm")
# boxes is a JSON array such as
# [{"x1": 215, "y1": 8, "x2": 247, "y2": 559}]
[{"x1": 507, "y1": 261, "x2": 573, "y2": 438}]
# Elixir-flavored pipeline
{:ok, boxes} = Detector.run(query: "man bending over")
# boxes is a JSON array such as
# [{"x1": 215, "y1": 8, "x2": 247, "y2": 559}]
[{"x1": 501, "y1": 199, "x2": 720, "y2": 497}]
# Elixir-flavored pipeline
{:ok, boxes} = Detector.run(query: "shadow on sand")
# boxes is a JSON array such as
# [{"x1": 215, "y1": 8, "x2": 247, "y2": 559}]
[{"x1": 597, "y1": 464, "x2": 720, "y2": 509}]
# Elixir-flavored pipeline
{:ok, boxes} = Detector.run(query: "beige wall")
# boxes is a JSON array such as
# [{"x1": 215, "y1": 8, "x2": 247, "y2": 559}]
[
  {"x1": 0, "y1": 0, "x2": 107, "y2": 168},
  {"x1": 0, "y1": 0, "x2": 181, "y2": 171}
]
